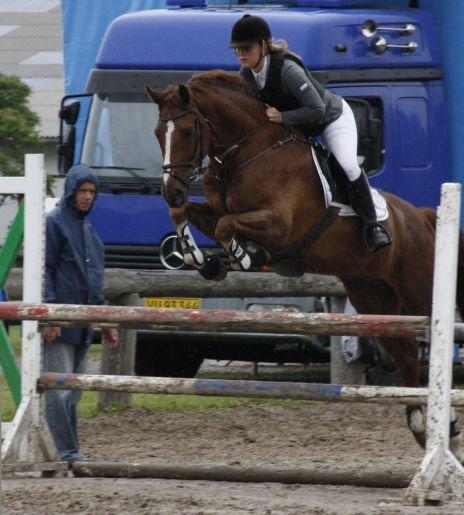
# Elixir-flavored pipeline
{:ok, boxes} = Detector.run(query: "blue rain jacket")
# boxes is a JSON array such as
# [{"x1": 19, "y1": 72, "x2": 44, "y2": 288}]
[{"x1": 45, "y1": 165, "x2": 105, "y2": 345}]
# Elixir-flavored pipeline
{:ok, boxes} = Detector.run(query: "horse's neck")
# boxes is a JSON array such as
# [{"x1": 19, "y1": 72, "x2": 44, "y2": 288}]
[{"x1": 199, "y1": 92, "x2": 265, "y2": 146}]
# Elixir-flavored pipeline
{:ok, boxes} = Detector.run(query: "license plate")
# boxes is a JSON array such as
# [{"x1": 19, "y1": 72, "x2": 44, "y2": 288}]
[{"x1": 144, "y1": 297, "x2": 202, "y2": 309}]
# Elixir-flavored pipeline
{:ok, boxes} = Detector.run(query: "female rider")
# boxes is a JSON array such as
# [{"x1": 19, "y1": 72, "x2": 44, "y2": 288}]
[{"x1": 229, "y1": 14, "x2": 391, "y2": 253}]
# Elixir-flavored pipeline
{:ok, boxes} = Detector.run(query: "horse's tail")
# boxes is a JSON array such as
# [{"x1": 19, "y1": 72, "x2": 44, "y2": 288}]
[{"x1": 421, "y1": 207, "x2": 464, "y2": 318}]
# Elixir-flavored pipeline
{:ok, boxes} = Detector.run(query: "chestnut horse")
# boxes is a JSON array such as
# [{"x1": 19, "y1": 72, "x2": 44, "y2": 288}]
[{"x1": 146, "y1": 70, "x2": 464, "y2": 459}]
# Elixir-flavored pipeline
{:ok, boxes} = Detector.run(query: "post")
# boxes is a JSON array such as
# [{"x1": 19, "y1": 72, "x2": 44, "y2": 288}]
[
  {"x1": 98, "y1": 293, "x2": 138, "y2": 409},
  {"x1": 405, "y1": 183, "x2": 464, "y2": 504},
  {"x1": 1, "y1": 155, "x2": 51, "y2": 463},
  {"x1": 330, "y1": 296, "x2": 365, "y2": 385}
]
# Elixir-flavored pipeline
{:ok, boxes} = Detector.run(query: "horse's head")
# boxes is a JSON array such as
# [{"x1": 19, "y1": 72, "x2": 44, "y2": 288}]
[{"x1": 146, "y1": 84, "x2": 210, "y2": 208}]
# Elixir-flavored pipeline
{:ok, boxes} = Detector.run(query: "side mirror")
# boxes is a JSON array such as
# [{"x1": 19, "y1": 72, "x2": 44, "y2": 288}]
[
  {"x1": 59, "y1": 101, "x2": 80, "y2": 125},
  {"x1": 57, "y1": 126, "x2": 75, "y2": 174}
]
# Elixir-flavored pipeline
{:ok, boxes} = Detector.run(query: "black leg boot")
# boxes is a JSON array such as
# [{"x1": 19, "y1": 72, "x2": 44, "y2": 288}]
[{"x1": 349, "y1": 172, "x2": 392, "y2": 252}]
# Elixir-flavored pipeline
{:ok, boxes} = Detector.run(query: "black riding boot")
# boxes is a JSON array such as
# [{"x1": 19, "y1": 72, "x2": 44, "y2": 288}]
[{"x1": 349, "y1": 172, "x2": 392, "y2": 253}]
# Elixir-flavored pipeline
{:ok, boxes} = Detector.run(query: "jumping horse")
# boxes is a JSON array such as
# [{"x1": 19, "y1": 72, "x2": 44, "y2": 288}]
[{"x1": 146, "y1": 70, "x2": 464, "y2": 459}]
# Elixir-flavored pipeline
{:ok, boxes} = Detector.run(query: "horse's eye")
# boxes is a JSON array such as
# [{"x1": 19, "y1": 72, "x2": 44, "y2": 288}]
[{"x1": 181, "y1": 129, "x2": 193, "y2": 139}]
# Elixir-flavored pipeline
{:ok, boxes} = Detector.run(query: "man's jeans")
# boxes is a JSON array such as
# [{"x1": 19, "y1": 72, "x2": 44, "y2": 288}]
[{"x1": 43, "y1": 341, "x2": 90, "y2": 461}]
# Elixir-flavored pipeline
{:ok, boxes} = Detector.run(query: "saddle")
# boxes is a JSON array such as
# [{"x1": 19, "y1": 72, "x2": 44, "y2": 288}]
[{"x1": 310, "y1": 139, "x2": 388, "y2": 221}]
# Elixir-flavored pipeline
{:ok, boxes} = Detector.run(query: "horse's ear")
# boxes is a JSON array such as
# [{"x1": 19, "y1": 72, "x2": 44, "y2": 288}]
[
  {"x1": 178, "y1": 84, "x2": 190, "y2": 105},
  {"x1": 145, "y1": 86, "x2": 163, "y2": 105}
]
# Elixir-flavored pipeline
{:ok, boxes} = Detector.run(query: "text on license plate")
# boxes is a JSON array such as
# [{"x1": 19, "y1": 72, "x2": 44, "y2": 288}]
[{"x1": 144, "y1": 297, "x2": 202, "y2": 309}]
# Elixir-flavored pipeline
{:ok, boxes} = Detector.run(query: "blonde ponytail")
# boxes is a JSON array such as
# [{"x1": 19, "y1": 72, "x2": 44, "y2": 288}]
[{"x1": 264, "y1": 38, "x2": 302, "y2": 61}]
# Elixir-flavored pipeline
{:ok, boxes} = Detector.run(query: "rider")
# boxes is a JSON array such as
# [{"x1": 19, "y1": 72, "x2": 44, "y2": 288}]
[{"x1": 229, "y1": 14, "x2": 391, "y2": 253}]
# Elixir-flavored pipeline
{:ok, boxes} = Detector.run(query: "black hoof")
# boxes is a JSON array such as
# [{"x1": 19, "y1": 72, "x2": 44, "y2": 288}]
[{"x1": 198, "y1": 254, "x2": 227, "y2": 281}]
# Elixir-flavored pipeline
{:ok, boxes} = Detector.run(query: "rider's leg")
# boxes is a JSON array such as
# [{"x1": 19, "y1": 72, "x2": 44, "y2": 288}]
[{"x1": 322, "y1": 99, "x2": 391, "y2": 252}]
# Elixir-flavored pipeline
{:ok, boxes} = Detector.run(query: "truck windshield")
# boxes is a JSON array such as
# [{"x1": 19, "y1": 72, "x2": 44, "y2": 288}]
[{"x1": 81, "y1": 93, "x2": 162, "y2": 183}]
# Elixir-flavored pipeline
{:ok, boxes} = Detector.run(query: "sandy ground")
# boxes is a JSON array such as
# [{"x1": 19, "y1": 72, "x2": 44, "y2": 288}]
[{"x1": 3, "y1": 400, "x2": 464, "y2": 514}]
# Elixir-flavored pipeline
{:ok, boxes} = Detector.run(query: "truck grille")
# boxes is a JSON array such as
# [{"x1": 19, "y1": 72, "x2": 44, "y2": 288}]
[
  {"x1": 104, "y1": 245, "x2": 162, "y2": 269},
  {"x1": 104, "y1": 244, "x2": 230, "y2": 270}
]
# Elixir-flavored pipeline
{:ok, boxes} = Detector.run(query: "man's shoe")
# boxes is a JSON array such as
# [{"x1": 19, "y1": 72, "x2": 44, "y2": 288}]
[{"x1": 64, "y1": 454, "x2": 95, "y2": 469}]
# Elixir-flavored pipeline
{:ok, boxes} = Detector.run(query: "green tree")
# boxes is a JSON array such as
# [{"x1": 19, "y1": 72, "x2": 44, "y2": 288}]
[{"x1": 0, "y1": 73, "x2": 44, "y2": 180}]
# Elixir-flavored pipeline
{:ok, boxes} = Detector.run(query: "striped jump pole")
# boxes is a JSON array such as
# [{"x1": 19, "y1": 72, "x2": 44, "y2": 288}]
[{"x1": 37, "y1": 373, "x2": 464, "y2": 407}]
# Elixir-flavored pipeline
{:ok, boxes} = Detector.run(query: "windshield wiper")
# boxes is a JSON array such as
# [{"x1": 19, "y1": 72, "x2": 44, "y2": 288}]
[{"x1": 91, "y1": 166, "x2": 158, "y2": 193}]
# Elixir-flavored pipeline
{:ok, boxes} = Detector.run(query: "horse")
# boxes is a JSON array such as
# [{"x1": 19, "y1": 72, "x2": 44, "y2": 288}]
[{"x1": 146, "y1": 70, "x2": 464, "y2": 460}]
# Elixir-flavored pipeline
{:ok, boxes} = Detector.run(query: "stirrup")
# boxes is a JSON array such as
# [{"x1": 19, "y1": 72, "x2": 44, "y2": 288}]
[{"x1": 363, "y1": 223, "x2": 392, "y2": 253}]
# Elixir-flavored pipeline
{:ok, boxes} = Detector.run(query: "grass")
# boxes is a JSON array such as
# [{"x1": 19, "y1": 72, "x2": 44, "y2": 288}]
[{"x1": 7, "y1": 324, "x2": 21, "y2": 357}]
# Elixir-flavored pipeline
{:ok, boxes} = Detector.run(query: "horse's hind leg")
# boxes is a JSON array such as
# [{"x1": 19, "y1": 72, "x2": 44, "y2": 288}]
[{"x1": 341, "y1": 277, "x2": 426, "y2": 448}]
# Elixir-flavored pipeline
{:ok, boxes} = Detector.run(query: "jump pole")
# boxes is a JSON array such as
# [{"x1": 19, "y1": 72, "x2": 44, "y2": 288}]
[
  {"x1": 37, "y1": 373, "x2": 464, "y2": 406},
  {"x1": 72, "y1": 461, "x2": 415, "y2": 488},
  {"x1": 0, "y1": 303, "x2": 429, "y2": 337}
]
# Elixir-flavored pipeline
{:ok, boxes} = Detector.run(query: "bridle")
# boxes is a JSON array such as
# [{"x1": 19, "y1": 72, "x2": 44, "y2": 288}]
[
  {"x1": 158, "y1": 98, "x2": 304, "y2": 194},
  {"x1": 159, "y1": 105, "x2": 209, "y2": 189}
]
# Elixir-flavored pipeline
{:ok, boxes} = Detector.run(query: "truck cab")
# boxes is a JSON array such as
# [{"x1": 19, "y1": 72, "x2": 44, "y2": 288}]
[{"x1": 60, "y1": 0, "x2": 449, "y2": 376}]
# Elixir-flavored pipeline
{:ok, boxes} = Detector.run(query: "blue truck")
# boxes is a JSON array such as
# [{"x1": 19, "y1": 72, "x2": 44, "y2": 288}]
[{"x1": 59, "y1": 0, "x2": 450, "y2": 376}]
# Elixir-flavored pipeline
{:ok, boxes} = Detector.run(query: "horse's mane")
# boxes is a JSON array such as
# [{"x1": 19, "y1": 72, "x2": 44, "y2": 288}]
[{"x1": 188, "y1": 70, "x2": 255, "y2": 100}]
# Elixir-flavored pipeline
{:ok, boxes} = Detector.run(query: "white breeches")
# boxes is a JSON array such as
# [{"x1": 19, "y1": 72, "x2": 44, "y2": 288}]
[{"x1": 322, "y1": 99, "x2": 362, "y2": 182}]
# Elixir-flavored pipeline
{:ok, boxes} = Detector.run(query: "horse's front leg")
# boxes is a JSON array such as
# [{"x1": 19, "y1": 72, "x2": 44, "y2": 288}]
[
  {"x1": 170, "y1": 202, "x2": 227, "y2": 281},
  {"x1": 214, "y1": 209, "x2": 287, "y2": 271}
]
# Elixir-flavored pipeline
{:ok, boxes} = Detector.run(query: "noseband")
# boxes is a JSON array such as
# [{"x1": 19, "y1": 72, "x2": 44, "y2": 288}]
[{"x1": 159, "y1": 107, "x2": 208, "y2": 189}]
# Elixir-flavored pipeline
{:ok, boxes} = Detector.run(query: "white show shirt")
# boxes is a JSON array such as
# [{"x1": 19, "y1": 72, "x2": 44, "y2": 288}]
[{"x1": 251, "y1": 54, "x2": 270, "y2": 91}]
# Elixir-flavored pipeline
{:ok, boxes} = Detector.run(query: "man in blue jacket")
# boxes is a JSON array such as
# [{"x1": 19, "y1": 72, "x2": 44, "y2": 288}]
[{"x1": 43, "y1": 164, "x2": 118, "y2": 465}]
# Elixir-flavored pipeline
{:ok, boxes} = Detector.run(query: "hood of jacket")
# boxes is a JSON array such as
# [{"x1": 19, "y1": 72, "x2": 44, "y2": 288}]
[{"x1": 62, "y1": 164, "x2": 98, "y2": 216}]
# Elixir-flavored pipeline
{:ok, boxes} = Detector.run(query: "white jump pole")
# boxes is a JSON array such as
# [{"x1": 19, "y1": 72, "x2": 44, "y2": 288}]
[
  {"x1": 1, "y1": 155, "x2": 46, "y2": 463},
  {"x1": 405, "y1": 183, "x2": 464, "y2": 504}
]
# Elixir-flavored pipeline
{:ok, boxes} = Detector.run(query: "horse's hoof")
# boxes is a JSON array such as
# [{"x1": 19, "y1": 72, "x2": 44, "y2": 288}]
[
  {"x1": 406, "y1": 406, "x2": 426, "y2": 448},
  {"x1": 198, "y1": 254, "x2": 227, "y2": 281}
]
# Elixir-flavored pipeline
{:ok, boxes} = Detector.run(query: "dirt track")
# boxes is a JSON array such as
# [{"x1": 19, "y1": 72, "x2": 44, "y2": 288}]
[{"x1": 3, "y1": 402, "x2": 464, "y2": 514}]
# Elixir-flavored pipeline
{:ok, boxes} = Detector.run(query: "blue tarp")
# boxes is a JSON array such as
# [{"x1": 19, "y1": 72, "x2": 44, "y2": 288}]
[{"x1": 62, "y1": 0, "x2": 166, "y2": 94}]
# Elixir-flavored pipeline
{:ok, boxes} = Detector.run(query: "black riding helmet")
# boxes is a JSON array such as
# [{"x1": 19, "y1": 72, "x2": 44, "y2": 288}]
[{"x1": 229, "y1": 14, "x2": 272, "y2": 48}]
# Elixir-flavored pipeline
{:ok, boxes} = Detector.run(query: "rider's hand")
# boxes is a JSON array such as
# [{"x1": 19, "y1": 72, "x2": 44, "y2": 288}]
[
  {"x1": 266, "y1": 107, "x2": 282, "y2": 123},
  {"x1": 43, "y1": 325, "x2": 61, "y2": 343}
]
